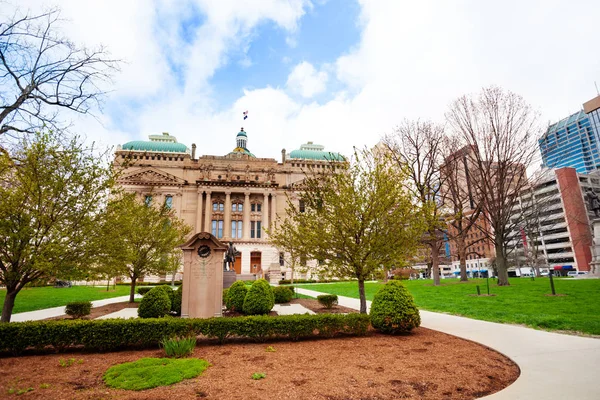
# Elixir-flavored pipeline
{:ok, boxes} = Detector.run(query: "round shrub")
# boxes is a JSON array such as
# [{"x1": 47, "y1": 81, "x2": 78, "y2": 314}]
[
  {"x1": 242, "y1": 279, "x2": 275, "y2": 315},
  {"x1": 65, "y1": 301, "x2": 92, "y2": 319},
  {"x1": 171, "y1": 286, "x2": 182, "y2": 316},
  {"x1": 370, "y1": 280, "x2": 420, "y2": 334},
  {"x1": 223, "y1": 288, "x2": 229, "y2": 305},
  {"x1": 317, "y1": 294, "x2": 338, "y2": 309},
  {"x1": 138, "y1": 286, "x2": 172, "y2": 318},
  {"x1": 273, "y1": 286, "x2": 293, "y2": 304},
  {"x1": 137, "y1": 287, "x2": 152, "y2": 296},
  {"x1": 225, "y1": 281, "x2": 248, "y2": 312}
]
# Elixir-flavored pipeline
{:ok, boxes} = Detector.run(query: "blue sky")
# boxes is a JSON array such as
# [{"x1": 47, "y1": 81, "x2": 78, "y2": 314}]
[{"x1": 7, "y1": 0, "x2": 600, "y2": 163}]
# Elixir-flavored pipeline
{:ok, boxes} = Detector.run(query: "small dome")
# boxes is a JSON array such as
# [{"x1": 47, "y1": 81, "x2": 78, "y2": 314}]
[
  {"x1": 121, "y1": 140, "x2": 189, "y2": 153},
  {"x1": 237, "y1": 130, "x2": 247, "y2": 138},
  {"x1": 289, "y1": 142, "x2": 344, "y2": 161}
]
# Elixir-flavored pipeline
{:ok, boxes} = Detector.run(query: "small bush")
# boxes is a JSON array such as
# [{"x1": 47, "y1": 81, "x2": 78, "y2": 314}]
[
  {"x1": 171, "y1": 286, "x2": 182, "y2": 316},
  {"x1": 273, "y1": 286, "x2": 293, "y2": 304},
  {"x1": 161, "y1": 336, "x2": 196, "y2": 358},
  {"x1": 223, "y1": 289, "x2": 229, "y2": 305},
  {"x1": 138, "y1": 287, "x2": 171, "y2": 318},
  {"x1": 243, "y1": 279, "x2": 275, "y2": 315},
  {"x1": 65, "y1": 301, "x2": 92, "y2": 319},
  {"x1": 137, "y1": 287, "x2": 152, "y2": 296},
  {"x1": 251, "y1": 372, "x2": 266, "y2": 380},
  {"x1": 225, "y1": 281, "x2": 248, "y2": 312},
  {"x1": 317, "y1": 294, "x2": 338, "y2": 309},
  {"x1": 370, "y1": 280, "x2": 420, "y2": 334}
]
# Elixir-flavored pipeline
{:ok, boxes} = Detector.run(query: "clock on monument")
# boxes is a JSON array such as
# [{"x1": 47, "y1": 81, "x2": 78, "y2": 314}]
[{"x1": 197, "y1": 245, "x2": 211, "y2": 258}]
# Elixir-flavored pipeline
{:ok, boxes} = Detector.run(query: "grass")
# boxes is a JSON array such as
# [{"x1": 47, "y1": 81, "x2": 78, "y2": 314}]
[
  {"x1": 103, "y1": 357, "x2": 210, "y2": 391},
  {"x1": 0, "y1": 285, "x2": 131, "y2": 314},
  {"x1": 294, "y1": 278, "x2": 600, "y2": 335}
]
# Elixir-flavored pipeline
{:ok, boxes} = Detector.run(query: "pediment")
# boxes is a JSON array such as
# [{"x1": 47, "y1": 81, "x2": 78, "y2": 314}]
[{"x1": 118, "y1": 167, "x2": 187, "y2": 186}]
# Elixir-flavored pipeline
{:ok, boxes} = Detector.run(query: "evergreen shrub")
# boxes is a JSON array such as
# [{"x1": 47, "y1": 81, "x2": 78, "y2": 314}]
[
  {"x1": 137, "y1": 287, "x2": 152, "y2": 296},
  {"x1": 0, "y1": 314, "x2": 370, "y2": 354},
  {"x1": 273, "y1": 286, "x2": 293, "y2": 304},
  {"x1": 138, "y1": 286, "x2": 171, "y2": 318},
  {"x1": 171, "y1": 286, "x2": 182, "y2": 316},
  {"x1": 317, "y1": 294, "x2": 338, "y2": 309},
  {"x1": 65, "y1": 301, "x2": 92, "y2": 319},
  {"x1": 370, "y1": 280, "x2": 420, "y2": 334},
  {"x1": 242, "y1": 279, "x2": 275, "y2": 315},
  {"x1": 225, "y1": 281, "x2": 248, "y2": 312}
]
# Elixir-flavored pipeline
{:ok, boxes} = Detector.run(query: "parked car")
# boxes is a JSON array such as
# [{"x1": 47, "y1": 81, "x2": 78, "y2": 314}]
[{"x1": 567, "y1": 271, "x2": 588, "y2": 277}]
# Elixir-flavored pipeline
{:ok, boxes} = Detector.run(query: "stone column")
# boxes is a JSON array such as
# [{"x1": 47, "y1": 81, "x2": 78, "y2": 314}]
[
  {"x1": 204, "y1": 191, "x2": 212, "y2": 233},
  {"x1": 243, "y1": 192, "x2": 251, "y2": 240},
  {"x1": 263, "y1": 193, "x2": 269, "y2": 239},
  {"x1": 224, "y1": 191, "x2": 232, "y2": 240},
  {"x1": 270, "y1": 193, "x2": 277, "y2": 231},
  {"x1": 195, "y1": 189, "x2": 203, "y2": 234}
]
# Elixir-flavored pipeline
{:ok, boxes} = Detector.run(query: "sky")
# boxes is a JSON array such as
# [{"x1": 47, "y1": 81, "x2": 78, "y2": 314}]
[{"x1": 5, "y1": 0, "x2": 600, "y2": 163}]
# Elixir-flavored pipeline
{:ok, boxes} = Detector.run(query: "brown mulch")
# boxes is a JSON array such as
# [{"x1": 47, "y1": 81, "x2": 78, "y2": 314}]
[
  {"x1": 0, "y1": 328, "x2": 519, "y2": 400},
  {"x1": 291, "y1": 298, "x2": 358, "y2": 314},
  {"x1": 46, "y1": 302, "x2": 139, "y2": 321}
]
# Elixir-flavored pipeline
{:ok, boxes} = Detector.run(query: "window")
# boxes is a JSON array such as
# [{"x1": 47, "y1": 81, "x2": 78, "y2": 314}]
[
  {"x1": 257, "y1": 203, "x2": 261, "y2": 212},
  {"x1": 299, "y1": 199, "x2": 305, "y2": 213},
  {"x1": 251, "y1": 203, "x2": 255, "y2": 212},
  {"x1": 144, "y1": 195, "x2": 152, "y2": 206},
  {"x1": 251, "y1": 221, "x2": 262, "y2": 238},
  {"x1": 232, "y1": 203, "x2": 237, "y2": 212},
  {"x1": 232, "y1": 220, "x2": 243, "y2": 239},
  {"x1": 165, "y1": 195, "x2": 173, "y2": 209},
  {"x1": 213, "y1": 202, "x2": 224, "y2": 212},
  {"x1": 279, "y1": 252, "x2": 284, "y2": 266},
  {"x1": 211, "y1": 220, "x2": 224, "y2": 238}
]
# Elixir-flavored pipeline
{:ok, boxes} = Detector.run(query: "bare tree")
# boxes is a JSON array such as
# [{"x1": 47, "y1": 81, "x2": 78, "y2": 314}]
[
  {"x1": 0, "y1": 7, "x2": 119, "y2": 138},
  {"x1": 440, "y1": 137, "x2": 487, "y2": 281},
  {"x1": 384, "y1": 120, "x2": 447, "y2": 286},
  {"x1": 446, "y1": 86, "x2": 541, "y2": 286}
]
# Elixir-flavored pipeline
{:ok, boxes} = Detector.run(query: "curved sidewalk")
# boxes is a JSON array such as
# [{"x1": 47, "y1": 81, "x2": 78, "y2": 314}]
[{"x1": 296, "y1": 288, "x2": 600, "y2": 400}]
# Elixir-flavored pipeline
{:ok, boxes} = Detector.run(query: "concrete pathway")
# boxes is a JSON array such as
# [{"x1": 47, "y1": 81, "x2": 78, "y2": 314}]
[
  {"x1": 273, "y1": 303, "x2": 315, "y2": 315},
  {"x1": 96, "y1": 308, "x2": 139, "y2": 320},
  {"x1": 296, "y1": 288, "x2": 600, "y2": 400},
  {"x1": 10, "y1": 295, "x2": 141, "y2": 322}
]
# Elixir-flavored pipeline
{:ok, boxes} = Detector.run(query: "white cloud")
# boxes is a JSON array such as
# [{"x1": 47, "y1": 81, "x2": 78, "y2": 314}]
[{"x1": 286, "y1": 61, "x2": 328, "y2": 98}]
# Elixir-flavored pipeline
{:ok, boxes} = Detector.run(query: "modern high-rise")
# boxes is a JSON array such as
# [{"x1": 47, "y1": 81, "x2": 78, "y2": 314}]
[{"x1": 538, "y1": 95, "x2": 600, "y2": 173}]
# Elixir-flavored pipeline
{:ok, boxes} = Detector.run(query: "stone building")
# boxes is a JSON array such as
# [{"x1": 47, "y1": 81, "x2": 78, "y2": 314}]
[{"x1": 114, "y1": 128, "x2": 343, "y2": 280}]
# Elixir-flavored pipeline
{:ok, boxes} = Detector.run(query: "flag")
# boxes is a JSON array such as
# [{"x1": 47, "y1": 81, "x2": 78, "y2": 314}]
[{"x1": 243, "y1": 110, "x2": 248, "y2": 120}]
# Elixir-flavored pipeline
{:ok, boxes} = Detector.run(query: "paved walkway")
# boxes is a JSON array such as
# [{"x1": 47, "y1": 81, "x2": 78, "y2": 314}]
[
  {"x1": 296, "y1": 288, "x2": 600, "y2": 400},
  {"x1": 10, "y1": 295, "x2": 141, "y2": 322}
]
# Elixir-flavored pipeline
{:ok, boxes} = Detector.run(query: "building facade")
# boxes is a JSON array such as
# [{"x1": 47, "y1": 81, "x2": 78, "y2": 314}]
[
  {"x1": 538, "y1": 95, "x2": 600, "y2": 173},
  {"x1": 508, "y1": 167, "x2": 598, "y2": 273},
  {"x1": 114, "y1": 129, "x2": 343, "y2": 280}
]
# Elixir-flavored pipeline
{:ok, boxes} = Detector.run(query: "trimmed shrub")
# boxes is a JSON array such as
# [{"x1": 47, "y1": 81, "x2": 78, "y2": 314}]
[
  {"x1": 225, "y1": 281, "x2": 248, "y2": 312},
  {"x1": 138, "y1": 287, "x2": 172, "y2": 318},
  {"x1": 223, "y1": 289, "x2": 229, "y2": 305},
  {"x1": 171, "y1": 286, "x2": 182, "y2": 316},
  {"x1": 242, "y1": 279, "x2": 275, "y2": 315},
  {"x1": 0, "y1": 314, "x2": 370, "y2": 354},
  {"x1": 273, "y1": 286, "x2": 293, "y2": 304},
  {"x1": 65, "y1": 301, "x2": 92, "y2": 319},
  {"x1": 137, "y1": 287, "x2": 152, "y2": 296},
  {"x1": 317, "y1": 294, "x2": 338, "y2": 309},
  {"x1": 370, "y1": 280, "x2": 420, "y2": 334}
]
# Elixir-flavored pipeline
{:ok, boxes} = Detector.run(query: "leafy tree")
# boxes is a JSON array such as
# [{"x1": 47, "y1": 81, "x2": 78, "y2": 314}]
[
  {"x1": 97, "y1": 193, "x2": 191, "y2": 303},
  {"x1": 0, "y1": 131, "x2": 115, "y2": 322},
  {"x1": 0, "y1": 7, "x2": 119, "y2": 138},
  {"x1": 269, "y1": 149, "x2": 424, "y2": 314}
]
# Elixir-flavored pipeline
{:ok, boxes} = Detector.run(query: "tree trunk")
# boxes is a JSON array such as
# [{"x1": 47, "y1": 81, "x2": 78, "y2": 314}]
[
  {"x1": 431, "y1": 241, "x2": 440, "y2": 286},
  {"x1": 458, "y1": 235, "x2": 468, "y2": 282},
  {"x1": 129, "y1": 276, "x2": 137, "y2": 303},
  {"x1": 1, "y1": 288, "x2": 18, "y2": 323},
  {"x1": 357, "y1": 279, "x2": 367, "y2": 314},
  {"x1": 106, "y1": 278, "x2": 110, "y2": 291},
  {"x1": 495, "y1": 243, "x2": 510, "y2": 286}
]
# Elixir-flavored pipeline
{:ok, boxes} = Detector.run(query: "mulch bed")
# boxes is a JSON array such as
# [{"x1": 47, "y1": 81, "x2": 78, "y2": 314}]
[
  {"x1": 47, "y1": 302, "x2": 139, "y2": 321},
  {"x1": 0, "y1": 327, "x2": 518, "y2": 399},
  {"x1": 291, "y1": 298, "x2": 357, "y2": 314}
]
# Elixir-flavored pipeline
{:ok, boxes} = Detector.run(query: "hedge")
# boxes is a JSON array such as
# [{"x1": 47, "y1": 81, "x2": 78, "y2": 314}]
[
  {"x1": 0, "y1": 314, "x2": 371, "y2": 354},
  {"x1": 279, "y1": 278, "x2": 358, "y2": 285},
  {"x1": 118, "y1": 281, "x2": 182, "y2": 287}
]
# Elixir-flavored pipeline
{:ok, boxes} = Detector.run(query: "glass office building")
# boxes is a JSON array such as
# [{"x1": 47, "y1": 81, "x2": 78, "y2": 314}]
[{"x1": 539, "y1": 97, "x2": 600, "y2": 173}]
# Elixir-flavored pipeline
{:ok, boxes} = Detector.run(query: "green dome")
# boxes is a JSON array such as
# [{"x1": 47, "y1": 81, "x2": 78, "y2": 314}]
[
  {"x1": 289, "y1": 142, "x2": 344, "y2": 161},
  {"x1": 122, "y1": 140, "x2": 189, "y2": 153},
  {"x1": 237, "y1": 130, "x2": 247, "y2": 137}
]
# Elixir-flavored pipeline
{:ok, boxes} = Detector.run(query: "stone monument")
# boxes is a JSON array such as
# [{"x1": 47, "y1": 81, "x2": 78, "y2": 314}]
[
  {"x1": 268, "y1": 262, "x2": 281, "y2": 286},
  {"x1": 586, "y1": 189, "x2": 600, "y2": 276},
  {"x1": 180, "y1": 232, "x2": 227, "y2": 318}
]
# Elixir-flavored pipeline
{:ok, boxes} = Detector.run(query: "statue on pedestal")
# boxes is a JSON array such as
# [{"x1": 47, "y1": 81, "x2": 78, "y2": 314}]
[
  {"x1": 224, "y1": 241, "x2": 238, "y2": 271},
  {"x1": 586, "y1": 188, "x2": 600, "y2": 218}
]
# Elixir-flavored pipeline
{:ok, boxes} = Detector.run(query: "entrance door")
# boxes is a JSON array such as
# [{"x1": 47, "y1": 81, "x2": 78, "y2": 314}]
[
  {"x1": 233, "y1": 255, "x2": 242, "y2": 274},
  {"x1": 250, "y1": 252, "x2": 262, "y2": 275}
]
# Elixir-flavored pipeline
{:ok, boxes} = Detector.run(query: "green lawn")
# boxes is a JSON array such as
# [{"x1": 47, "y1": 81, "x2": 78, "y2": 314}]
[
  {"x1": 0, "y1": 285, "x2": 132, "y2": 314},
  {"x1": 294, "y1": 278, "x2": 600, "y2": 335}
]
